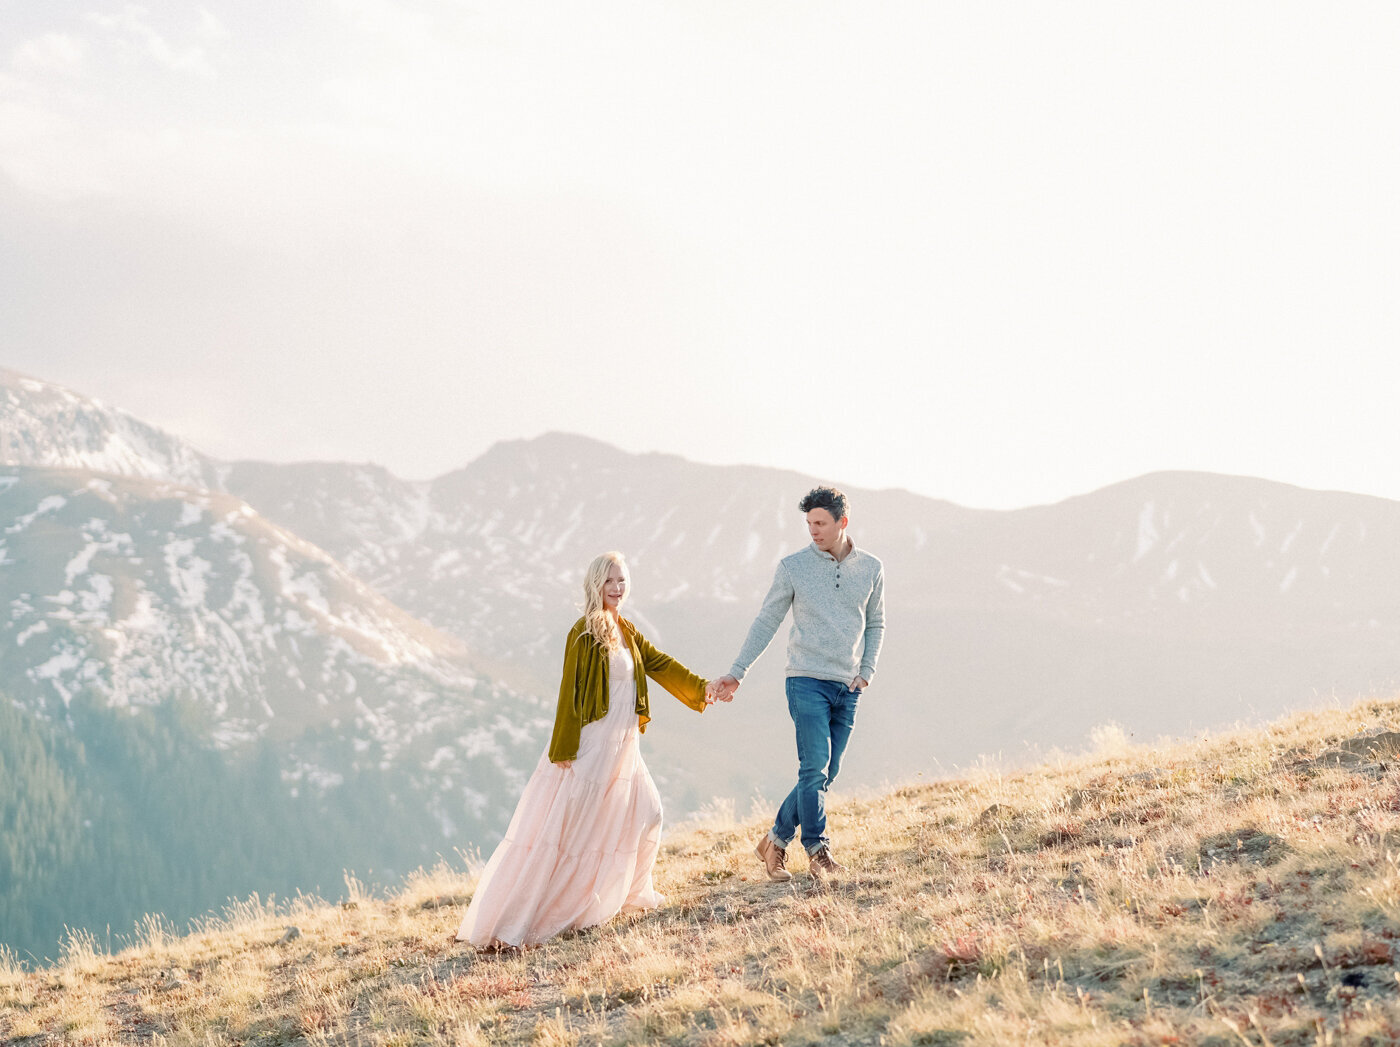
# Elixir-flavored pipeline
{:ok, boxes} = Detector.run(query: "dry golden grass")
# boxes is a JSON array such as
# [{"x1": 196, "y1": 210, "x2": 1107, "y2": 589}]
[{"x1": 8, "y1": 696, "x2": 1400, "y2": 1045}]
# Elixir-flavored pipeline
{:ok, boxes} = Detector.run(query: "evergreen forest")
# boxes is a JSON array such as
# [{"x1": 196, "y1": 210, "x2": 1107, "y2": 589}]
[{"x1": 0, "y1": 694, "x2": 453, "y2": 963}]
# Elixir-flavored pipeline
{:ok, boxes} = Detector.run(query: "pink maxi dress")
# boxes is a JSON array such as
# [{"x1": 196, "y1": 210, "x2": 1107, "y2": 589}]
[{"x1": 456, "y1": 642, "x2": 665, "y2": 947}]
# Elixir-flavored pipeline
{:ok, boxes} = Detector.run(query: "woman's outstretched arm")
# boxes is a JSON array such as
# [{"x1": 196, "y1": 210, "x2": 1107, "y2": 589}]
[{"x1": 635, "y1": 631, "x2": 710, "y2": 713}]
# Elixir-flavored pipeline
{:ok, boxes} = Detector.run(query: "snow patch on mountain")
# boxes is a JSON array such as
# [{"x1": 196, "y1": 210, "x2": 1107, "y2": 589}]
[
  {"x1": 16, "y1": 620, "x2": 49, "y2": 646},
  {"x1": 1280, "y1": 519, "x2": 1303, "y2": 553},
  {"x1": 1249, "y1": 511, "x2": 1266, "y2": 547},
  {"x1": 1320, "y1": 522, "x2": 1342, "y2": 556},
  {"x1": 29, "y1": 649, "x2": 84, "y2": 705},
  {"x1": 7, "y1": 494, "x2": 66, "y2": 532},
  {"x1": 164, "y1": 538, "x2": 214, "y2": 608},
  {"x1": 1135, "y1": 502, "x2": 1158, "y2": 561}
]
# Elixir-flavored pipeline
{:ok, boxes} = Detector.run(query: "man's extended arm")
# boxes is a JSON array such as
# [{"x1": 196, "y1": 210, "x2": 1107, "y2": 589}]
[{"x1": 711, "y1": 563, "x2": 795, "y2": 699}]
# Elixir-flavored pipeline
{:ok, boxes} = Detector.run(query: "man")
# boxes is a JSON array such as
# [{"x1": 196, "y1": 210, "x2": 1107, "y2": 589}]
[{"x1": 708, "y1": 485, "x2": 886, "y2": 883}]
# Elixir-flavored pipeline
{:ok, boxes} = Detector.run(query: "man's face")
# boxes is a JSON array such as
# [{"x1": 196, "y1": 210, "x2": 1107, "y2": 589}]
[{"x1": 806, "y1": 508, "x2": 848, "y2": 553}]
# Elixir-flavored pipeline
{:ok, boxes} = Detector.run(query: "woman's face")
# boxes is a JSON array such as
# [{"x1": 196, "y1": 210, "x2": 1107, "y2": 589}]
[{"x1": 602, "y1": 562, "x2": 629, "y2": 611}]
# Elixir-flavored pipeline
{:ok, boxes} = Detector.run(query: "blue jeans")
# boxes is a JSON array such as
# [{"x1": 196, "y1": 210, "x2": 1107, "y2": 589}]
[{"x1": 771, "y1": 677, "x2": 860, "y2": 855}]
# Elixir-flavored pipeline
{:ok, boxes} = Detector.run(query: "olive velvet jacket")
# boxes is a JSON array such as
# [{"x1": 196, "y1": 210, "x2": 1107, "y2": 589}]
[{"x1": 547, "y1": 616, "x2": 710, "y2": 764}]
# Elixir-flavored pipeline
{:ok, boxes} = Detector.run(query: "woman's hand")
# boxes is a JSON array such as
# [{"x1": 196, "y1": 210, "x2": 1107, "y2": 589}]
[
  {"x1": 552, "y1": 760, "x2": 573, "y2": 770},
  {"x1": 706, "y1": 675, "x2": 740, "y2": 703}
]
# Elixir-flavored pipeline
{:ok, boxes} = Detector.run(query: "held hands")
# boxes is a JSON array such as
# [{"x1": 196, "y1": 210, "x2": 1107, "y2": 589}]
[
  {"x1": 552, "y1": 760, "x2": 573, "y2": 770},
  {"x1": 704, "y1": 675, "x2": 741, "y2": 704},
  {"x1": 702, "y1": 675, "x2": 862, "y2": 701}
]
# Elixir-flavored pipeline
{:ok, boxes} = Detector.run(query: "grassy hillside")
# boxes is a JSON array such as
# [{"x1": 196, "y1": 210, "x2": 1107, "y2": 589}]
[{"x1": 7, "y1": 697, "x2": 1400, "y2": 1045}]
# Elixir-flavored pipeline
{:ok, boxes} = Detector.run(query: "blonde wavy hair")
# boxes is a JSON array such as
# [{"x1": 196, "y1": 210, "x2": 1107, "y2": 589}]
[{"x1": 582, "y1": 551, "x2": 628, "y2": 651}]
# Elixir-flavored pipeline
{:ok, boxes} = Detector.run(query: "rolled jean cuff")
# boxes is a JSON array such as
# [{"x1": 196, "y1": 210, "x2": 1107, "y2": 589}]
[{"x1": 768, "y1": 829, "x2": 792, "y2": 849}]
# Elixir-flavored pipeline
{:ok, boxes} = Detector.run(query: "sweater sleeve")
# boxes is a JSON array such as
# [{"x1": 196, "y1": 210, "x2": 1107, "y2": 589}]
[
  {"x1": 636, "y1": 632, "x2": 710, "y2": 714},
  {"x1": 859, "y1": 566, "x2": 886, "y2": 683},
  {"x1": 728, "y1": 562, "x2": 795, "y2": 681},
  {"x1": 547, "y1": 626, "x2": 587, "y2": 763}
]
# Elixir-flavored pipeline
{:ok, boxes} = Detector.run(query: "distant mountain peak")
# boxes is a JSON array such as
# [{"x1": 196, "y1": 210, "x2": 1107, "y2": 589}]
[
  {"x1": 470, "y1": 431, "x2": 631, "y2": 469},
  {"x1": 1, "y1": 367, "x2": 218, "y2": 489}
]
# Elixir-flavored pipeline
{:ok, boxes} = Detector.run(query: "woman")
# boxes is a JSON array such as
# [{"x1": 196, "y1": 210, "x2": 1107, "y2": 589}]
[{"x1": 455, "y1": 551, "x2": 712, "y2": 949}]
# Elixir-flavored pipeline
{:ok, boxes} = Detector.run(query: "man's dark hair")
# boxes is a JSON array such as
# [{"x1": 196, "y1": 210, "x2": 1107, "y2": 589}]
[{"x1": 799, "y1": 485, "x2": 849, "y2": 521}]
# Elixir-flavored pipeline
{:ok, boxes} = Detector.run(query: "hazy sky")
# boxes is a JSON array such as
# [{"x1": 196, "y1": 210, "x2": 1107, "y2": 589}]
[{"x1": 3, "y1": 2, "x2": 1398, "y2": 509}]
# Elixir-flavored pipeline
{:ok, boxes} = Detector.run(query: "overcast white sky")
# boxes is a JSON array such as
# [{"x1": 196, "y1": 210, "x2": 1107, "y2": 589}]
[{"x1": 3, "y1": 2, "x2": 1398, "y2": 509}]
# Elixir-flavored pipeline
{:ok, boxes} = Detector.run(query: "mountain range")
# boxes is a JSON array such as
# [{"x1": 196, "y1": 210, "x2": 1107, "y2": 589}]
[{"x1": 4, "y1": 364, "x2": 1400, "y2": 956}]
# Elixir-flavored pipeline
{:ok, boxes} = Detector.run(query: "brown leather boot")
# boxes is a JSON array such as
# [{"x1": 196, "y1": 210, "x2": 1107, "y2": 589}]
[
  {"x1": 809, "y1": 846, "x2": 844, "y2": 882},
  {"x1": 755, "y1": 834, "x2": 792, "y2": 882}
]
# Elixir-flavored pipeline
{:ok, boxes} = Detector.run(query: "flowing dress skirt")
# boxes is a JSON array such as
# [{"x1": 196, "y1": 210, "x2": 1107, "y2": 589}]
[{"x1": 456, "y1": 645, "x2": 664, "y2": 947}]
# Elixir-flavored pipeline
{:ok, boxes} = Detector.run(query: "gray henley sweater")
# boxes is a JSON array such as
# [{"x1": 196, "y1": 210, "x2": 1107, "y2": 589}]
[{"x1": 729, "y1": 539, "x2": 886, "y2": 685}]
